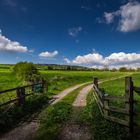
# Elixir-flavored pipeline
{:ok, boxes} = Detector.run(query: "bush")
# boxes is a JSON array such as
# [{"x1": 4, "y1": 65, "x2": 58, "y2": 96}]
[
  {"x1": 119, "y1": 67, "x2": 128, "y2": 72},
  {"x1": 13, "y1": 62, "x2": 40, "y2": 82}
]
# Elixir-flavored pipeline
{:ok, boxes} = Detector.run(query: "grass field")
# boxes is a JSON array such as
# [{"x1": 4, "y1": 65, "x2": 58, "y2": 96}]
[
  {"x1": 1, "y1": 66, "x2": 140, "y2": 139},
  {"x1": 0, "y1": 68, "x2": 129, "y2": 103}
]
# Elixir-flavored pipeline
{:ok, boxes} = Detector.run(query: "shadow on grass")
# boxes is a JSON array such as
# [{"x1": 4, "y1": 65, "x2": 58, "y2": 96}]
[{"x1": 0, "y1": 94, "x2": 52, "y2": 136}]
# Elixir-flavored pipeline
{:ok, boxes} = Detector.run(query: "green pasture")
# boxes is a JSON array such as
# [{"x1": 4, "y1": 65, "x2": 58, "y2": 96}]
[
  {"x1": 0, "y1": 68, "x2": 129, "y2": 103},
  {"x1": 1, "y1": 66, "x2": 140, "y2": 139}
]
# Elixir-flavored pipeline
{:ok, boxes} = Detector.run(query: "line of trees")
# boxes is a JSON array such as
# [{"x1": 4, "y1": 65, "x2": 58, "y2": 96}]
[{"x1": 1, "y1": 63, "x2": 140, "y2": 72}]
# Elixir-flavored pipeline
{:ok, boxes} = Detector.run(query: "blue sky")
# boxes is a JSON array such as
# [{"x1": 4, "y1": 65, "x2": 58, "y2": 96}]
[{"x1": 0, "y1": 0, "x2": 140, "y2": 69}]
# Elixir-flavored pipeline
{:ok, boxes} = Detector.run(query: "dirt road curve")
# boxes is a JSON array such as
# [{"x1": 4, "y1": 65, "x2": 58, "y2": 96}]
[
  {"x1": 51, "y1": 82, "x2": 90, "y2": 105},
  {"x1": 72, "y1": 84, "x2": 93, "y2": 107},
  {"x1": 72, "y1": 75, "x2": 128, "y2": 107}
]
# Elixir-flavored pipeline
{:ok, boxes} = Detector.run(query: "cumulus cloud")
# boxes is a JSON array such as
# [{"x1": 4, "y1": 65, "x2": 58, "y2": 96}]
[
  {"x1": 105, "y1": 52, "x2": 140, "y2": 65},
  {"x1": 71, "y1": 53, "x2": 103, "y2": 65},
  {"x1": 68, "y1": 26, "x2": 82, "y2": 37},
  {"x1": 118, "y1": 1, "x2": 140, "y2": 32},
  {"x1": 0, "y1": 30, "x2": 28, "y2": 53},
  {"x1": 39, "y1": 51, "x2": 58, "y2": 58},
  {"x1": 102, "y1": 1, "x2": 140, "y2": 32},
  {"x1": 65, "y1": 52, "x2": 140, "y2": 69},
  {"x1": 104, "y1": 12, "x2": 115, "y2": 24},
  {"x1": 64, "y1": 58, "x2": 71, "y2": 64}
]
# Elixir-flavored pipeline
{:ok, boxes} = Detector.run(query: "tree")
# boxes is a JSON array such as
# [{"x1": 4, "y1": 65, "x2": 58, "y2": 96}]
[
  {"x1": 13, "y1": 62, "x2": 40, "y2": 82},
  {"x1": 137, "y1": 68, "x2": 140, "y2": 72},
  {"x1": 119, "y1": 67, "x2": 128, "y2": 72}
]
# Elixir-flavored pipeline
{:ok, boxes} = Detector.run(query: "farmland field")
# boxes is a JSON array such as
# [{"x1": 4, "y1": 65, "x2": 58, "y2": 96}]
[
  {"x1": 0, "y1": 68, "x2": 130, "y2": 103},
  {"x1": 1, "y1": 66, "x2": 140, "y2": 139}
]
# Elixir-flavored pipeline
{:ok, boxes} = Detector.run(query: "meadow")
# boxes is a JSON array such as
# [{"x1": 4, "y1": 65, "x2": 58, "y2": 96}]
[
  {"x1": 0, "y1": 68, "x2": 128, "y2": 103},
  {"x1": 0, "y1": 66, "x2": 140, "y2": 139}
]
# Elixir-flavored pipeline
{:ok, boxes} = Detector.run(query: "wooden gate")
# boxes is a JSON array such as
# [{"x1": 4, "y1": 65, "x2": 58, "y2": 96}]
[{"x1": 93, "y1": 76, "x2": 140, "y2": 135}]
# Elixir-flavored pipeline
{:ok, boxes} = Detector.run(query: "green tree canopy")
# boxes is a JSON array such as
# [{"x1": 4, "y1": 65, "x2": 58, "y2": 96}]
[
  {"x1": 119, "y1": 67, "x2": 128, "y2": 72},
  {"x1": 13, "y1": 62, "x2": 40, "y2": 82}
]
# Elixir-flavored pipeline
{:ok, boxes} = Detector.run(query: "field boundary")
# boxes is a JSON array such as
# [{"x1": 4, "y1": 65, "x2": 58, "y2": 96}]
[
  {"x1": 0, "y1": 79, "x2": 47, "y2": 107},
  {"x1": 93, "y1": 76, "x2": 140, "y2": 135}
]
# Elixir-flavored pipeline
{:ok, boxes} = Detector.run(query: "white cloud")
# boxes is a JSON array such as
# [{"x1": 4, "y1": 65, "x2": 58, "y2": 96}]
[
  {"x1": 67, "y1": 52, "x2": 103, "y2": 66},
  {"x1": 0, "y1": 31, "x2": 28, "y2": 53},
  {"x1": 65, "y1": 52, "x2": 140, "y2": 69},
  {"x1": 64, "y1": 58, "x2": 71, "y2": 64},
  {"x1": 104, "y1": 12, "x2": 115, "y2": 24},
  {"x1": 102, "y1": 1, "x2": 140, "y2": 32},
  {"x1": 28, "y1": 49, "x2": 34, "y2": 53},
  {"x1": 39, "y1": 51, "x2": 58, "y2": 58},
  {"x1": 105, "y1": 52, "x2": 140, "y2": 65},
  {"x1": 68, "y1": 26, "x2": 82, "y2": 37},
  {"x1": 118, "y1": 1, "x2": 140, "y2": 32}
]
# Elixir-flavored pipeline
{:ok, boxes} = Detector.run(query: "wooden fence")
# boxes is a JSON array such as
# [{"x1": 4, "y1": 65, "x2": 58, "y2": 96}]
[
  {"x1": 93, "y1": 76, "x2": 140, "y2": 135},
  {"x1": 0, "y1": 80, "x2": 47, "y2": 107}
]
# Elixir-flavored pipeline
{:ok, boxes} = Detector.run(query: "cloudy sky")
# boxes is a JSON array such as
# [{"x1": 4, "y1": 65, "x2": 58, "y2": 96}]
[{"x1": 0, "y1": 0, "x2": 140, "y2": 69}]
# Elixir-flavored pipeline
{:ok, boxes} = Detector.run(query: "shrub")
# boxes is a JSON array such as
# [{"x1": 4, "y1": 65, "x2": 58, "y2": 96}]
[{"x1": 13, "y1": 62, "x2": 40, "y2": 82}]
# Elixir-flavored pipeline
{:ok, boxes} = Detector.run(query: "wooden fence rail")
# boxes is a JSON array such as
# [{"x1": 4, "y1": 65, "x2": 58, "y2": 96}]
[
  {"x1": 93, "y1": 76, "x2": 140, "y2": 135},
  {"x1": 0, "y1": 79, "x2": 47, "y2": 107}
]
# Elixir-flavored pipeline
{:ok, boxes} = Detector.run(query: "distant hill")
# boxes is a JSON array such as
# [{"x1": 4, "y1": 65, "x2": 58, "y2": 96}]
[{"x1": 36, "y1": 64, "x2": 94, "y2": 71}]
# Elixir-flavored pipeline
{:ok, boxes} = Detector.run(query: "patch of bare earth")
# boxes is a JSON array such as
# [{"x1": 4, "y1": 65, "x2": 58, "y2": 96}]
[
  {"x1": 73, "y1": 84, "x2": 93, "y2": 107},
  {"x1": 58, "y1": 124, "x2": 91, "y2": 140},
  {"x1": 0, "y1": 121, "x2": 38, "y2": 140}
]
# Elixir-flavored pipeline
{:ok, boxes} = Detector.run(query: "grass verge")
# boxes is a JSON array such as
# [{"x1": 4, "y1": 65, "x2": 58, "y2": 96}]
[
  {"x1": 79, "y1": 91, "x2": 128, "y2": 140},
  {"x1": 34, "y1": 84, "x2": 89, "y2": 140}
]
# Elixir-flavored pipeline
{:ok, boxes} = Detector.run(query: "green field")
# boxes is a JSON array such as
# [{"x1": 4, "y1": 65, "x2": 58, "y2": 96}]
[
  {"x1": 0, "y1": 66, "x2": 140, "y2": 139},
  {"x1": 0, "y1": 69, "x2": 129, "y2": 103}
]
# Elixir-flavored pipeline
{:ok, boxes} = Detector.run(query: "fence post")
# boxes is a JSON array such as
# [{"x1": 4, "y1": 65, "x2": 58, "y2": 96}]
[
  {"x1": 32, "y1": 83, "x2": 35, "y2": 94},
  {"x1": 21, "y1": 87, "x2": 25, "y2": 104},
  {"x1": 104, "y1": 99, "x2": 109, "y2": 116},
  {"x1": 41, "y1": 78, "x2": 46, "y2": 93},
  {"x1": 16, "y1": 87, "x2": 25, "y2": 105},
  {"x1": 125, "y1": 77, "x2": 134, "y2": 135},
  {"x1": 94, "y1": 77, "x2": 98, "y2": 88}
]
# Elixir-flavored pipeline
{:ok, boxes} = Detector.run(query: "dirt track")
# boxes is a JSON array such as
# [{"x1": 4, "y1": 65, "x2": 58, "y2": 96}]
[{"x1": 0, "y1": 82, "x2": 89, "y2": 140}]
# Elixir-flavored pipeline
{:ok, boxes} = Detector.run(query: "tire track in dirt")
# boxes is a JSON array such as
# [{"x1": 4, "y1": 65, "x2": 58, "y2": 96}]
[
  {"x1": 73, "y1": 75, "x2": 129, "y2": 108},
  {"x1": 51, "y1": 82, "x2": 91, "y2": 105},
  {"x1": 72, "y1": 84, "x2": 93, "y2": 107}
]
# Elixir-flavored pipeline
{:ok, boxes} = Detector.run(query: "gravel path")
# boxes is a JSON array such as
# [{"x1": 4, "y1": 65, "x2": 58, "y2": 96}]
[
  {"x1": 72, "y1": 75, "x2": 127, "y2": 107},
  {"x1": 73, "y1": 84, "x2": 93, "y2": 107},
  {"x1": 58, "y1": 124, "x2": 92, "y2": 140},
  {"x1": 0, "y1": 122, "x2": 38, "y2": 140},
  {"x1": 52, "y1": 82, "x2": 90, "y2": 105},
  {"x1": 0, "y1": 82, "x2": 90, "y2": 140}
]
